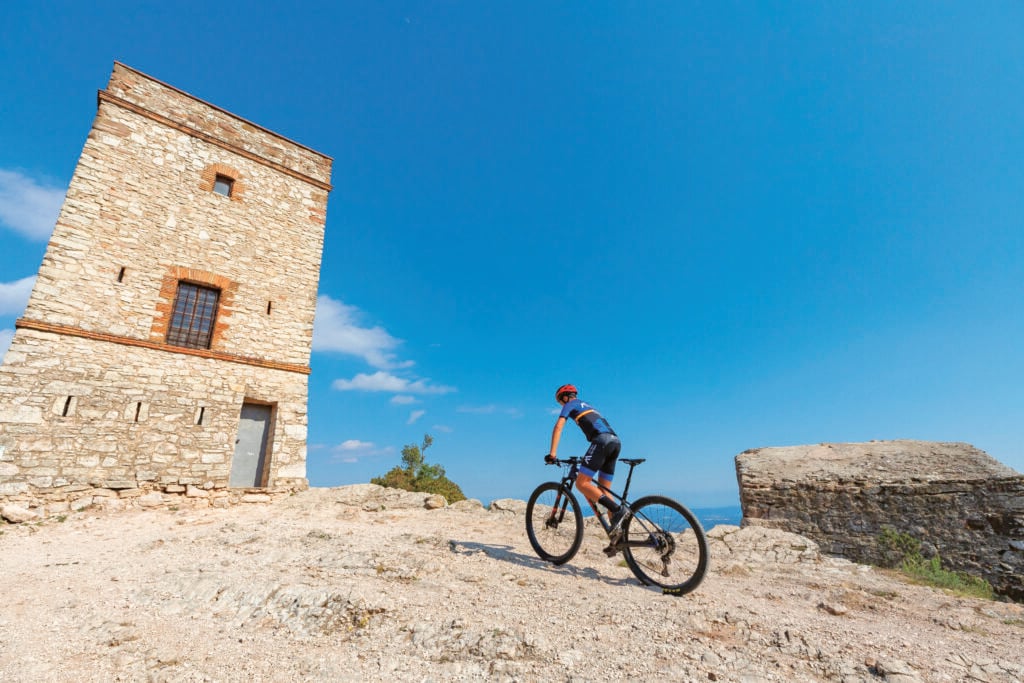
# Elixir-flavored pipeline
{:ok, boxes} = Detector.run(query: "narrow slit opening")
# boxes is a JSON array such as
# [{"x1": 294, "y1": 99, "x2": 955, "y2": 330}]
[
  {"x1": 117, "y1": 267, "x2": 126, "y2": 282},
  {"x1": 196, "y1": 406, "x2": 205, "y2": 426},
  {"x1": 134, "y1": 402, "x2": 142, "y2": 423},
  {"x1": 267, "y1": 301, "x2": 273, "y2": 315},
  {"x1": 62, "y1": 396, "x2": 73, "y2": 417}
]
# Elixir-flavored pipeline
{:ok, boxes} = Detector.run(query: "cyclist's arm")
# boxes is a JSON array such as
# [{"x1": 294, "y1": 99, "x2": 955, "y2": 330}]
[{"x1": 549, "y1": 417, "x2": 567, "y2": 458}]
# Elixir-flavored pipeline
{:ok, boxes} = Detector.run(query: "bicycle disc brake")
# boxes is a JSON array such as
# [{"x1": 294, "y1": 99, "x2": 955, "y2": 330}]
[{"x1": 653, "y1": 531, "x2": 676, "y2": 577}]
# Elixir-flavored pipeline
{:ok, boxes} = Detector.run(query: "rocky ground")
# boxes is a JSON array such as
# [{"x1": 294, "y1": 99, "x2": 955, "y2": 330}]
[{"x1": 1, "y1": 485, "x2": 1022, "y2": 682}]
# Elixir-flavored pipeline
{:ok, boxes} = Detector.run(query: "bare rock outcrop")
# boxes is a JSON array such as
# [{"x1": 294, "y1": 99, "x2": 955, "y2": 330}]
[
  {"x1": 735, "y1": 440, "x2": 1024, "y2": 600},
  {"x1": 296, "y1": 483, "x2": 450, "y2": 511},
  {"x1": 2, "y1": 485, "x2": 1023, "y2": 681}
]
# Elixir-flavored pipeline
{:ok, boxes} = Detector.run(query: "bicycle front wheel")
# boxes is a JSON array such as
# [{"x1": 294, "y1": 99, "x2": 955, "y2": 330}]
[
  {"x1": 525, "y1": 482, "x2": 584, "y2": 565},
  {"x1": 622, "y1": 495, "x2": 709, "y2": 595}
]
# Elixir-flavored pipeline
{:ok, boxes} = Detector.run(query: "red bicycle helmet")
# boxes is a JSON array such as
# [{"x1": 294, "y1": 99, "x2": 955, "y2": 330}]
[{"x1": 555, "y1": 384, "x2": 578, "y2": 402}]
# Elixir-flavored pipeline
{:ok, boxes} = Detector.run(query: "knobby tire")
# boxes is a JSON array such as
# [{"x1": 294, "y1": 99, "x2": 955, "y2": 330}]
[
  {"x1": 621, "y1": 495, "x2": 709, "y2": 595},
  {"x1": 525, "y1": 482, "x2": 584, "y2": 565}
]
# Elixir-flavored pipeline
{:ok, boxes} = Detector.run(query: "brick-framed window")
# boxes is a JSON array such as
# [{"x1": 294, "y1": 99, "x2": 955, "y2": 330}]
[
  {"x1": 213, "y1": 174, "x2": 234, "y2": 197},
  {"x1": 166, "y1": 282, "x2": 221, "y2": 349},
  {"x1": 151, "y1": 267, "x2": 236, "y2": 349},
  {"x1": 200, "y1": 163, "x2": 245, "y2": 201}
]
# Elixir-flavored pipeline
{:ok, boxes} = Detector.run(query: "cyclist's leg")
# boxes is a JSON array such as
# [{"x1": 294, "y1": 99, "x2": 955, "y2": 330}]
[
  {"x1": 599, "y1": 436, "x2": 621, "y2": 484},
  {"x1": 575, "y1": 470, "x2": 603, "y2": 507},
  {"x1": 597, "y1": 439, "x2": 629, "y2": 556},
  {"x1": 598, "y1": 435, "x2": 621, "y2": 508},
  {"x1": 574, "y1": 440, "x2": 602, "y2": 504},
  {"x1": 600, "y1": 436, "x2": 629, "y2": 544},
  {"x1": 576, "y1": 437, "x2": 615, "y2": 511}
]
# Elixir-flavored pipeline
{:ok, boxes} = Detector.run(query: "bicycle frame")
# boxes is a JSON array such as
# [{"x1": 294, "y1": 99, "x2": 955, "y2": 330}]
[{"x1": 548, "y1": 457, "x2": 644, "y2": 535}]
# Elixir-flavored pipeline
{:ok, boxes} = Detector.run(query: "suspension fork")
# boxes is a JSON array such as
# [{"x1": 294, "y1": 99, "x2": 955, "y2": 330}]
[
  {"x1": 547, "y1": 474, "x2": 577, "y2": 524},
  {"x1": 548, "y1": 468, "x2": 582, "y2": 523}
]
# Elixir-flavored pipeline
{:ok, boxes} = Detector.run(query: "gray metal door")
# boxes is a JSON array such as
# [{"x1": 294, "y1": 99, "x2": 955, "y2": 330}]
[{"x1": 229, "y1": 403, "x2": 272, "y2": 487}]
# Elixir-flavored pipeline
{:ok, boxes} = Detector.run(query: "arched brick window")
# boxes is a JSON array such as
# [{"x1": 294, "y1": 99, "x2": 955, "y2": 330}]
[
  {"x1": 199, "y1": 163, "x2": 245, "y2": 201},
  {"x1": 151, "y1": 267, "x2": 237, "y2": 349}
]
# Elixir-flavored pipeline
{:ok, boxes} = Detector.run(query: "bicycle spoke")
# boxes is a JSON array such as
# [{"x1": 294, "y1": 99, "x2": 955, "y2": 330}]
[
  {"x1": 622, "y1": 495, "x2": 709, "y2": 594},
  {"x1": 526, "y1": 482, "x2": 584, "y2": 565}
]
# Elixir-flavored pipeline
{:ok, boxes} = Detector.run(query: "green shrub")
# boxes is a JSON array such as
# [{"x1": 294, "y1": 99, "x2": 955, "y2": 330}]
[
  {"x1": 371, "y1": 434, "x2": 466, "y2": 503},
  {"x1": 900, "y1": 554, "x2": 994, "y2": 600},
  {"x1": 878, "y1": 527, "x2": 920, "y2": 568},
  {"x1": 877, "y1": 527, "x2": 993, "y2": 600}
]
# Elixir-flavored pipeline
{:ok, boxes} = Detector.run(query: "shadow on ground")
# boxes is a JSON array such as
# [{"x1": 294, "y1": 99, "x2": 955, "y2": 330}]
[{"x1": 448, "y1": 539, "x2": 639, "y2": 588}]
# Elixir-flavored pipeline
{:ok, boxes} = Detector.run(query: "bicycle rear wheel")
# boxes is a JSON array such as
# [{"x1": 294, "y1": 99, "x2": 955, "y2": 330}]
[
  {"x1": 525, "y1": 482, "x2": 584, "y2": 565},
  {"x1": 621, "y1": 495, "x2": 709, "y2": 595}
]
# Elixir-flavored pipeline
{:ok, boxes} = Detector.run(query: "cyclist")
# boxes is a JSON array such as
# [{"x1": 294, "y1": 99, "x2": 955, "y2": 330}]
[{"x1": 545, "y1": 384, "x2": 628, "y2": 547}]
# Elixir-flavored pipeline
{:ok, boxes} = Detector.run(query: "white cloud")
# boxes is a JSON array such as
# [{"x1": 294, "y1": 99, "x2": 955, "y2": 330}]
[
  {"x1": 431, "y1": 424, "x2": 453, "y2": 433},
  {"x1": 312, "y1": 295, "x2": 413, "y2": 369},
  {"x1": 0, "y1": 169, "x2": 64, "y2": 240},
  {"x1": 0, "y1": 329, "x2": 12, "y2": 359},
  {"x1": 0, "y1": 275, "x2": 36, "y2": 315},
  {"x1": 390, "y1": 395, "x2": 419, "y2": 405},
  {"x1": 329, "y1": 439, "x2": 394, "y2": 463},
  {"x1": 336, "y1": 439, "x2": 375, "y2": 451},
  {"x1": 332, "y1": 371, "x2": 456, "y2": 395},
  {"x1": 407, "y1": 409, "x2": 426, "y2": 425}
]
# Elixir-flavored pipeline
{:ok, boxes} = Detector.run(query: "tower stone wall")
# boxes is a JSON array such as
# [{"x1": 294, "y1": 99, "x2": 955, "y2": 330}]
[{"x1": 0, "y1": 63, "x2": 332, "y2": 514}]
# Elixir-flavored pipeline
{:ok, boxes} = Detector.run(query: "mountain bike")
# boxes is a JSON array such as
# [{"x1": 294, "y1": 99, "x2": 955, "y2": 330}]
[{"x1": 525, "y1": 456, "x2": 709, "y2": 595}]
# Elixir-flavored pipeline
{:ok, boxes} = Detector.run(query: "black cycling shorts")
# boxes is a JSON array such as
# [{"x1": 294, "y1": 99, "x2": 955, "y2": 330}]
[{"x1": 580, "y1": 433, "x2": 621, "y2": 479}]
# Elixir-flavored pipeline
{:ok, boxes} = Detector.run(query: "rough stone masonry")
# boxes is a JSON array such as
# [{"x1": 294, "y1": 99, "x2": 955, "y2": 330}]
[
  {"x1": 735, "y1": 440, "x2": 1024, "y2": 600},
  {"x1": 0, "y1": 63, "x2": 332, "y2": 515}
]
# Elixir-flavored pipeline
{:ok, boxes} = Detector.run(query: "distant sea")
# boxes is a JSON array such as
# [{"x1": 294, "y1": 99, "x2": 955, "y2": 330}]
[
  {"x1": 565, "y1": 502, "x2": 742, "y2": 527},
  {"x1": 692, "y1": 505, "x2": 742, "y2": 527}
]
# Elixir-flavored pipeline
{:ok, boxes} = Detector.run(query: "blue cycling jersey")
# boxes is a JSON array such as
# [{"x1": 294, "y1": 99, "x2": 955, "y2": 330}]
[{"x1": 559, "y1": 398, "x2": 617, "y2": 442}]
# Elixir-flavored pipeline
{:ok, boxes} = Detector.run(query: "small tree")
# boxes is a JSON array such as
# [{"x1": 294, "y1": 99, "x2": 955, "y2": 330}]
[{"x1": 372, "y1": 434, "x2": 466, "y2": 503}]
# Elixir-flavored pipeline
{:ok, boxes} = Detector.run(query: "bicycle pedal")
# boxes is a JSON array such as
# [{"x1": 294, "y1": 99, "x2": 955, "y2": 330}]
[{"x1": 602, "y1": 545, "x2": 620, "y2": 557}]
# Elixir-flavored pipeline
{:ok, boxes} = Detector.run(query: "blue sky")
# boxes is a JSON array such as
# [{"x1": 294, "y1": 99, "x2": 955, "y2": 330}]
[{"x1": 1, "y1": 3, "x2": 1022, "y2": 507}]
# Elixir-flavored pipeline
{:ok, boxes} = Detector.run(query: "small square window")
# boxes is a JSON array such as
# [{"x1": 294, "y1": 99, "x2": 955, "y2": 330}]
[
  {"x1": 213, "y1": 174, "x2": 234, "y2": 197},
  {"x1": 167, "y1": 282, "x2": 221, "y2": 349}
]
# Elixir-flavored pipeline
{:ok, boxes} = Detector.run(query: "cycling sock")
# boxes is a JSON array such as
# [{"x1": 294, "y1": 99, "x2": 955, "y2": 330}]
[{"x1": 598, "y1": 496, "x2": 619, "y2": 514}]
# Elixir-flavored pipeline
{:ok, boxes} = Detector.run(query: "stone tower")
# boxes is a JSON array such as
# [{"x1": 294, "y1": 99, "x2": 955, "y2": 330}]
[{"x1": 0, "y1": 63, "x2": 332, "y2": 513}]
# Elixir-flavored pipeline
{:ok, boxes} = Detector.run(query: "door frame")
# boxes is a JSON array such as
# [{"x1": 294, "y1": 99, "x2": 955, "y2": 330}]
[{"x1": 232, "y1": 398, "x2": 277, "y2": 488}]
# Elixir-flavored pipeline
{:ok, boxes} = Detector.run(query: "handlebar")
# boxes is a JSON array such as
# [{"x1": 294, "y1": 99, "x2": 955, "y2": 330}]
[
  {"x1": 543, "y1": 455, "x2": 645, "y2": 467},
  {"x1": 544, "y1": 455, "x2": 581, "y2": 466}
]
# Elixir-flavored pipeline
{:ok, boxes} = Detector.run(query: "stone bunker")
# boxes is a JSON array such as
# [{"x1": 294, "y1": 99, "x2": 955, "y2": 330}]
[{"x1": 735, "y1": 440, "x2": 1024, "y2": 600}]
